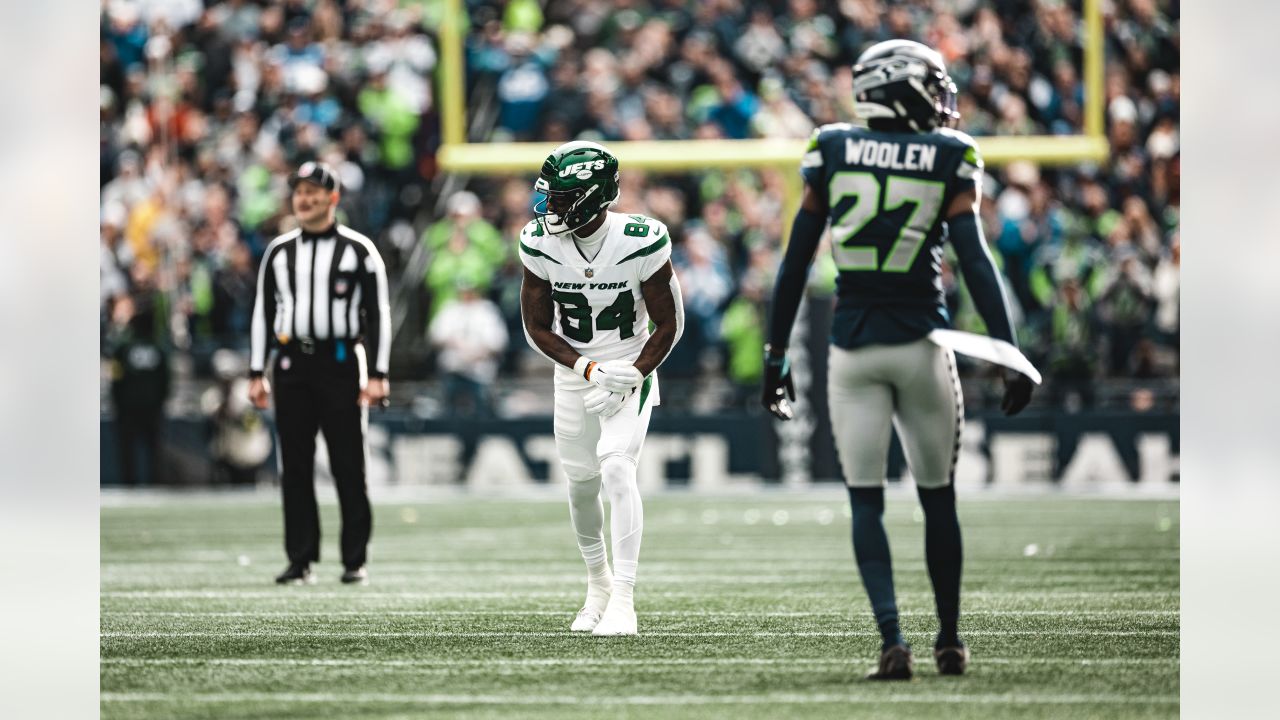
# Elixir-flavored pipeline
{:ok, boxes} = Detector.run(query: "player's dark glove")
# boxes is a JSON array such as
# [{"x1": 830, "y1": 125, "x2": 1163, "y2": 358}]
[
  {"x1": 761, "y1": 346, "x2": 795, "y2": 420},
  {"x1": 1000, "y1": 369, "x2": 1035, "y2": 416}
]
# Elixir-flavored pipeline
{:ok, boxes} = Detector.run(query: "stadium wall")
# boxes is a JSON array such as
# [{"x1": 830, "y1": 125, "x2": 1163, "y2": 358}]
[{"x1": 101, "y1": 411, "x2": 1178, "y2": 493}]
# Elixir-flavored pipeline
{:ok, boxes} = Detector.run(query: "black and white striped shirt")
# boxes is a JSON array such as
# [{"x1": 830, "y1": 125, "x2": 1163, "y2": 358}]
[{"x1": 249, "y1": 223, "x2": 392, "y2": 379}]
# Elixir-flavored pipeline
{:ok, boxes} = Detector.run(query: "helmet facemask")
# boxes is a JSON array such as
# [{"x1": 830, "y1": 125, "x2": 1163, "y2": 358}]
[
  {"x1": 934, "y1": 72, "x2": 960, "y2": 128},
  {"x1": 533, "y1": 178, "x2": 607, "y2": 235}
]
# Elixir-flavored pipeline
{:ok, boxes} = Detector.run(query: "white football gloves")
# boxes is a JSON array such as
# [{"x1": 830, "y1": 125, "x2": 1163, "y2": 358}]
[
  {"x1": 592, "y1": 360, "x2": 643, "y2": 393},
  {"x1": 573, "y1": 357, "x2": 643, "y2": 417},
  {"x1": 584, "y1": 387, "x2": 629, "y2": 417},
  {"x1": 575, "y1": 357, "x2": 643, "y2": 394}
]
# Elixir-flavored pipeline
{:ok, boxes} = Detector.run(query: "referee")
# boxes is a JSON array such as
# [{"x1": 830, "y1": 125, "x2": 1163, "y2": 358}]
[{"x1": 248, "y1": 161, "x2": 391, "y2": 586}]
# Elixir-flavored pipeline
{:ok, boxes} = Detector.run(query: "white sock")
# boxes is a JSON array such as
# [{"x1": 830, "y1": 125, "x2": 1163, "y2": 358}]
[
  {"x1": 568, "y1": 475, "x2": 611, "y2": 603},
  {"x1": 600, "y1": 455, "x2": 642, "y2": 608}
]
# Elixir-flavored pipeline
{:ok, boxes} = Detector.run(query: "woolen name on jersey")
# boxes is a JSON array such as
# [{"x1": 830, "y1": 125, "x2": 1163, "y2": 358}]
[{"x1": 845, "y1": 138, "x2": 938, "y2": 172}]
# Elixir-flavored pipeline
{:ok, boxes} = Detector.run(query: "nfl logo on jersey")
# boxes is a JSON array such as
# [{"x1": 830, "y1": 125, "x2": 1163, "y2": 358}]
[{"x1": 585, "y1": 268, "x2": 594, "y2": 278}]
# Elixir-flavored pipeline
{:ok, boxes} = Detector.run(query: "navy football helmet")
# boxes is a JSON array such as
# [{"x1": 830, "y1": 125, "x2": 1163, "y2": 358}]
[{"x1": 853, "y1": 40, "x2": 959, "y2": 133}]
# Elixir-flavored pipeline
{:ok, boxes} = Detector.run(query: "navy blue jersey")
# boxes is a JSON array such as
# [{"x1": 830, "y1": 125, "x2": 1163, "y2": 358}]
[{"x1": 800, "y1": 123, "x2": 983, "y2": 349}]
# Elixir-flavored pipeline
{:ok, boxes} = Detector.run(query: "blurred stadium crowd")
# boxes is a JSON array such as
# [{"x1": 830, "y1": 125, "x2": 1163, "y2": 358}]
[{"x1": 101, "y1": 0, "x2": 1179, "y2": 420}]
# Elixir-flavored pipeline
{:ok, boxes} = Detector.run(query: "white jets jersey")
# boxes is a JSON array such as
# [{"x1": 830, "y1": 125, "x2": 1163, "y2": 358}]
[{"x1": 519, "y1": 211, "x2": 672, "y2": 380}]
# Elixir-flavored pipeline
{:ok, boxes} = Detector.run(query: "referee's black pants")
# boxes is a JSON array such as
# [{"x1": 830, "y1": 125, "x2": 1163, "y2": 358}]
[{"x1": 272, "y1": 341, "x2": 372, "y2": 570}]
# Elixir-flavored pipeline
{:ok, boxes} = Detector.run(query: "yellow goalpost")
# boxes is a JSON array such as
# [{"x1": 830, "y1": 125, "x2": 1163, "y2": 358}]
[{"x1": 433, "y1": 0, "x2": 1109, "y2": 228}]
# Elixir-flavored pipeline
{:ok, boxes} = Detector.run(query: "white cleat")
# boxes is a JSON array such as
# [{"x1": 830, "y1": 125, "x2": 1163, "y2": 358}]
[
  {"x1": 571, "y1": 572, "x2": 612, "y2": 632},
  {"x1": 570, "y1": 606, "x2": 605, "y2": 632},
  {"x1": 591, "y1": 602, "x2": 638, "y2": 637}
]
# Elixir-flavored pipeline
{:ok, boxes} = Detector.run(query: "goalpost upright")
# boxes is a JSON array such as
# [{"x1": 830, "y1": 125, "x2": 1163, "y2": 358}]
[{"x1": 433, "y1": 0, "x2": 1109, "y2": 234}]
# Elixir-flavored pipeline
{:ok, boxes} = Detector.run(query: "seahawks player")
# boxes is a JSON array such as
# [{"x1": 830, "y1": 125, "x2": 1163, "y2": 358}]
[
  {"x1": 763, "y1": 40, "x2": 1036, "y2": 679},
  {"x1": 519, "y1": 141, "x2": 684, "y2": 636}
]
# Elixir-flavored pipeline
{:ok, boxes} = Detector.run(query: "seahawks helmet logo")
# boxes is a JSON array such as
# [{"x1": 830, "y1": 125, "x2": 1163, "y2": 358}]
[{"x1": 559, "y1": 160, "x2": 608, "y2": 180}]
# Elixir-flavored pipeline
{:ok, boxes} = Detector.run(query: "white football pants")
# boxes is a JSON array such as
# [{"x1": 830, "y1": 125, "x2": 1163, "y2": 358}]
[{"x1": 555, "y1": 375, "x2": 658, "y2": 587}]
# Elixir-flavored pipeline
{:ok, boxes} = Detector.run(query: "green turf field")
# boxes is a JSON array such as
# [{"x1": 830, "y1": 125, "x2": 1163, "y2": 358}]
[{"x1": 101, "y1": 492, "x2": 1179, "y2": 719}]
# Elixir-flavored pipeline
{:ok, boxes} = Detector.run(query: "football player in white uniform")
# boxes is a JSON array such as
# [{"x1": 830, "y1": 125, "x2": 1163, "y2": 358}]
[{"x1": 519, "y1": 141, "x2": 684, "y2": 636}]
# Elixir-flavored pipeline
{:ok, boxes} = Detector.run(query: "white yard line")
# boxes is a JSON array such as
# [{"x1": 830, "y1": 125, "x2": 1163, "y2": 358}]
[
  {"x1": 101, "y1": 574, "x2": 1178, "y2": 586},
  {"x1": 100, "y1": 558, "x2": 1179, "y2": 566},
  {"x1": 101, "y1": 589, "x2": 1178, "y2": 600},
  {"x1": 99, "y1": 691, "x2": 1179, "y2": 706},
  {"x1": 101, "y1": 656, "x2": 1178, "y2": 668},
  {"x1": 105, "y1": 609, "x2": 1179, "y2": 618},
  {"x1": 103, "y1": 591, "x2": 579, "y2": 599},
  {"x1": 101, "y1": 630, "x2": 1180, "y2": 638},
  {"x1": 104, "y1": 552, "x2": 1181, "y2": 563}
]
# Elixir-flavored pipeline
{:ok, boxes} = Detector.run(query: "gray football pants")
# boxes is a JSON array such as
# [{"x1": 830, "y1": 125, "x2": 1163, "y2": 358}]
[{"x1": 827, "y1": 338, "x2": 963, "y2": 488}]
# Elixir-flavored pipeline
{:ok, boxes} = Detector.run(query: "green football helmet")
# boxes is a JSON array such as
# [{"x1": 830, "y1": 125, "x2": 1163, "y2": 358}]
[{"x1": 533, "y1": 141, "x2": 620, "y2": 235}]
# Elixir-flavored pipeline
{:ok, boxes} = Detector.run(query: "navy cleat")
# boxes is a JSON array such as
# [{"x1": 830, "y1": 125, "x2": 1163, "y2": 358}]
[
  {"x1": 935, "y1": 643, "x2": 970, "y2": 675},
  {"x1": 866, "y1": 643, "x2": 914, "y2": 681}
]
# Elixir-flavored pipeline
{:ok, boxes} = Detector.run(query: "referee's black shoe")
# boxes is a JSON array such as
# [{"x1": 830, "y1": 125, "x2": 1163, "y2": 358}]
[
  {"x1": 275, "y1": 563, "x2": 313, "y2": 585},
  {"x1": 340, "y1": 566, "x2": 369, "y2": 585}
]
